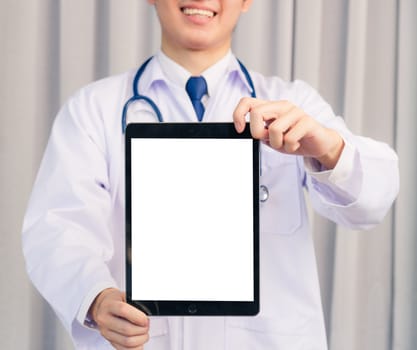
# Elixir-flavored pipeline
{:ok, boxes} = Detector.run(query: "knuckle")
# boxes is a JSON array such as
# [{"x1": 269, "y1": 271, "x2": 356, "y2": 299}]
[
  {"x1": 284, "y1": 99, "x2": 294, "y2": 108},
  {"x1": 284, "y1": 134, "x2": 299, "y2": 150},
  {"x1": 95, "y1": 312, "x2": 106, "y2": 326},
  {"x1": 119, "y1": 323, "x2": 131, "y2": 336},
  {"x1": 269, "y1": 136, "x2": 281, "y2": 150},
  {"x1": 267, "y1": 121, "x2": 279, "y2": 132},
  {"x1": 279, "y1": 99, "x2": 291, "y2": 108},
  {"x1": 236, "y1": 97, "x2": 251, "y2": 112},
  {"x1": 123, "y1": 336, "x2": 138, "y2": 348},
  {"x1": 284, "y1": 133, "x2": 296, "y2": 145},
  {"x1": 101, "y1": 329, "x2": 116, "y2": 346},
  {"x1": 300, "y1": 114, "x2": 312, "y2": 126},
  {"x1": 268, "y1": 122, "x2": 283, "y2": 135},
  {"x1": 117, "y1": 302, "x2": 129, "y2": 316},
  {"x1": 285, "y1": 143, "x2": 297, "y2": 153},
  {"x1": 248, "y1": 107, "x2": 259, "y2": 118}
]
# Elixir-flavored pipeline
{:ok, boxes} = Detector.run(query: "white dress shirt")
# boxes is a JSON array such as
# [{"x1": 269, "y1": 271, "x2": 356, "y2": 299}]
[{"x1": 22, "y1": 51, "x2": 399, "y2": 350}]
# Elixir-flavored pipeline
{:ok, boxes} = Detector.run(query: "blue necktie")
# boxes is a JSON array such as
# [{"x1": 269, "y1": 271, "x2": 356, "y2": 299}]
[{"x1": 186, "y1": 76, "x2": 207, "y2": 122}]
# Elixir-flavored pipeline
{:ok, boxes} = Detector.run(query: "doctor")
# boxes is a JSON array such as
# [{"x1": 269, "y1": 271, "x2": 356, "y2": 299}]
[{"x1": 22, "y1": 0, "x2": 399, "y2": 349}]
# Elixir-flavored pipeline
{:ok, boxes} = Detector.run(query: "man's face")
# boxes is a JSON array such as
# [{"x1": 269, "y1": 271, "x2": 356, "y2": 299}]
[{"x1": 148, "y1": 0, "x2": 252, "y2": 55}]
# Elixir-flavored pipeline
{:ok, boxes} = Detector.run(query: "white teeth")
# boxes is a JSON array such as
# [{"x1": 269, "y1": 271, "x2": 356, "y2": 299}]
[{"x1": 182, "y1": 8, "x2": 214, "y2": 18}]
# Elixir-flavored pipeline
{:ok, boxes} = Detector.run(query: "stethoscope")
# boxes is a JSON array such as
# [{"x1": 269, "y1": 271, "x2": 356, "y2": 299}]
[{"x1": 121, "y1": 56, "x2": 269, "y2": 202}]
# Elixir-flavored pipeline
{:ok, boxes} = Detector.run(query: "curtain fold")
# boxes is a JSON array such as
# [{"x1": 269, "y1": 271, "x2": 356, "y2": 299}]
[
  {"x1": 328, "y1": 1, "x2": 398, "y2": 349},
  {"x1": 1, "y1": 0, "x2": 414, "y2": 349},
  {"x1": 393, "y1": 0, "x2": 417, "y2": 347}
]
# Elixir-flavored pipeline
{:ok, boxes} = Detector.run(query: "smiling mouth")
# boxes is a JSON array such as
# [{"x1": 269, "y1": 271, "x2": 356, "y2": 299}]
[{"x1": 181, "y1": 7, "x2": 216, "y2": 18}]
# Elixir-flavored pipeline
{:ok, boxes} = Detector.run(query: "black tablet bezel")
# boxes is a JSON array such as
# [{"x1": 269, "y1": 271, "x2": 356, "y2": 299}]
[{"x1": 125, "y1": 122, "x2": 259, "y2": 316}]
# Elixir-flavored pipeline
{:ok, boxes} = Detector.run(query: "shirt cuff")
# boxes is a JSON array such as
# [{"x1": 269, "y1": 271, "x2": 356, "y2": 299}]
[
  {"x1": 306, "y1": 138, "x2": 355, "y2": 177},
  {"x1": 76, "y1": 281, "x2": 118, "y2": 329},
  {"x1": 304, "y1": 139, "x2": 361, "y2": 203}
]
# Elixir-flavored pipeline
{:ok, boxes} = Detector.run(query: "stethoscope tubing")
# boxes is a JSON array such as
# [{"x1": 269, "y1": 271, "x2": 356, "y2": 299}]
[{"x1": 121, "y1": 56, "x2": 256, "y2": 133}]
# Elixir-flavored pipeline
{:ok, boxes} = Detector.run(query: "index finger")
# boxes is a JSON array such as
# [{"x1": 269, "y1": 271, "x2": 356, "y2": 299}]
[{"x1": 233, "y1": 97, "x2": 267, "y2": 134}]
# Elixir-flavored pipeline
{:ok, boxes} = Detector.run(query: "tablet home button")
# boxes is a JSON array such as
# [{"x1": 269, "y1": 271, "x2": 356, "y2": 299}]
[{"x1": 188, "y1": 304, "x2": 197, "y2": 314}]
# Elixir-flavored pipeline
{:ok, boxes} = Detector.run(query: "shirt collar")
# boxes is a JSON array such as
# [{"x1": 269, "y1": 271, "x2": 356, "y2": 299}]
[
  {"x1": 138, "y1": 50, "x2": 253, "y2": 97},
  {"x1": 156, "y1": 50, "x2": 191, "y2": 89},
  {"x1": 226, "y1": 56, "x2": 254, "y2": 97},
  {"x1": 157, "y1": 50, "x2": 244, "y2": 97}
]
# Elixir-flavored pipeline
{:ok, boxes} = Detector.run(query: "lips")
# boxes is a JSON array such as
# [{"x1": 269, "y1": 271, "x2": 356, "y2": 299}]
[{"x1": 181, "y1": 7, "x2": 216, "y2": 18}]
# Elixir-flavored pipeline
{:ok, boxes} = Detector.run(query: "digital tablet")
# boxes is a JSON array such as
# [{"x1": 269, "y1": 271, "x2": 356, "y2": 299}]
[{"x1": 125, "y1": 122, "x2": 259, "y2": 316}]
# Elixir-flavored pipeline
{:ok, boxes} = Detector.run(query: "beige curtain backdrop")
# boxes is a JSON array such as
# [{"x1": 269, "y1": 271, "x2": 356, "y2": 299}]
[{"x1": 1, "y1": 0, "x2": 415, "y2": 349}]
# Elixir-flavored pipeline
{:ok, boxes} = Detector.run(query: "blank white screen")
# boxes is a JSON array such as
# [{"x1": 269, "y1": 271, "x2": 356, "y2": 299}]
[{"x1": 131, "y1": 138, "x2": 254, "y2": 301}]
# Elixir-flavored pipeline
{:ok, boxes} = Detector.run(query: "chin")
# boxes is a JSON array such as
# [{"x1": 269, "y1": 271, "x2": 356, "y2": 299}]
[
  {"x1": 184, "y1": 35, "x2": 225, "y2": 51},
  {"x1": 184, "y1": 38, "x2": 213, "y2": 51}
]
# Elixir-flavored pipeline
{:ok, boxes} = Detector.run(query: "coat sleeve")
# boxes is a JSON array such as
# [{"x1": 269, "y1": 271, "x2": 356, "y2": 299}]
[
  {"x1": 22, "y1": 89, "x2": 118, "y2": 336},
  {"x1": 295, "y1": 80, "x2": 399, "y2": 230}
]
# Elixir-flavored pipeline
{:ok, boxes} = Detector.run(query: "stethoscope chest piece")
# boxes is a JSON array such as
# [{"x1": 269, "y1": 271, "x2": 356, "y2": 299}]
[{"x1": 259, "y1": 185, "x2": 269, "y2": 202}]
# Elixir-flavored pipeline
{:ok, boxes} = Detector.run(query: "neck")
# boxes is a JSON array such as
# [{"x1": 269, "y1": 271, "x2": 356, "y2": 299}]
[{"x1": 161, "y1": 43, "x2": 230, "y2": 76}]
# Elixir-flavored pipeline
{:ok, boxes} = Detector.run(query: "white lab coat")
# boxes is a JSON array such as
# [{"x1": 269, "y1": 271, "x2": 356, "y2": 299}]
[{"x1": 22, "y1": 55, "x2": 399, "y2": 350}]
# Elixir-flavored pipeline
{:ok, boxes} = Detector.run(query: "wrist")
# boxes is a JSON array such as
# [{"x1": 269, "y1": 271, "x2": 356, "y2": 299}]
[
  {"x1": 89, "y1": 287, "x2": 118, "y2": 323},
  {"x1": 315, "y1": 130, "x2": 344, "y2": 170}
]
